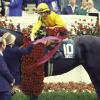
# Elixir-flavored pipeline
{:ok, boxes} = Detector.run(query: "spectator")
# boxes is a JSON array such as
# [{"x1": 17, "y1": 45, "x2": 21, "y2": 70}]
[
  {"x1": 2, "y1": 33, "x2": 33, "y2": 93},
  {"x1": 0, "y1": 0, "x2": 5, "y2": 16},
  {"x1": 57, "y1": 0, "x2": 61, "y2": 12},
  {"x1": 76, "y1": 0, "x2": 88, "y2": 15},
  {"x1": 62, "y1": 0, "x2": 79, "y2": 14},
  {"x1": 87, "y1": 0, "x2": 99, "y2": 13},
  {"x1": 22, "y1": 0, "x2": 27, "y2": 11},
  {"x1": 0, "y1": 37, "x2": 15, "y2": 100},
  {"x1": 0, "y1": 0, "x2": 2, "y2": 14},
  {"x1": 9, "y1": 0, "x2": 23, "y2": 16},
  {"x1": 44, "y1": 0, "x2": 61, "y2": 13}
]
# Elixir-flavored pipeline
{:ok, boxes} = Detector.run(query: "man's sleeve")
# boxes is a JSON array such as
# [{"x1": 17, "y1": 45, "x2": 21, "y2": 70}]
[{"x1": 13, "y1": 44, "x2": 33, "y2": 56}]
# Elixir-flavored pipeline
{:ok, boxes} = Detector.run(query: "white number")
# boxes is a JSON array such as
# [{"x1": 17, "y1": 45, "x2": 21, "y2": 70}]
[{"x1": 63, "y1": 44, "x2": 74, "y2": 58}]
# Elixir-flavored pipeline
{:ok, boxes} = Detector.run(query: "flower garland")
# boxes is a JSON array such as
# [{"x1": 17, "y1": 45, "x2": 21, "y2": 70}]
[{"x1": 20, "y1": 28, "x2": 46, "y2": 96}]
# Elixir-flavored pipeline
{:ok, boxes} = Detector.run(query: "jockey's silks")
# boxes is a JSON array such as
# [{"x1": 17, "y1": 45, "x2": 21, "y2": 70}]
[{"x1": 31, "y1": 11, "x2": 65, "y2": 39}]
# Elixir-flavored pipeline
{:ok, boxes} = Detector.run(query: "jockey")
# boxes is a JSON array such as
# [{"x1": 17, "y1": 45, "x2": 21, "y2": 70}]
[{"x1": 30, "y1": 3, "x2": 68, "y2": 41}]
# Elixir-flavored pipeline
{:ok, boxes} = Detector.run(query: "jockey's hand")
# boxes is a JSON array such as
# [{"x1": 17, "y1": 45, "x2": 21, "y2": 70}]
[
  {"x1": 46, "y1": 27, "x2": 55, "y2": 30},
  {"x1": 30, "y1": 34, "x2": 36, "y2": 41},
  {"x1": 45, "y1": 39, "x2": 59, "y2": 46}
]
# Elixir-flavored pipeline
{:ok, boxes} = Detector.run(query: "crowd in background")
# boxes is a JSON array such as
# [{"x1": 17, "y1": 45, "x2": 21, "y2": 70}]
[{"x1": 0, "y1": 0, "x2": 99, "y2": 16}]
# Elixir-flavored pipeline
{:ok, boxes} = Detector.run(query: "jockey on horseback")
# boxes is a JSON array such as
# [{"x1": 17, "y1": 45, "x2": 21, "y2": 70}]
[{"x1": 30, "y1": 3, "x2": 68, "y2": 41}]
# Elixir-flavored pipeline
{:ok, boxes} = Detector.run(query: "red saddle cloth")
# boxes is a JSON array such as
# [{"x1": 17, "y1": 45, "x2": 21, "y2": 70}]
[{"x1": 20, "y1": 43, "x2": 45, "y2": 96}]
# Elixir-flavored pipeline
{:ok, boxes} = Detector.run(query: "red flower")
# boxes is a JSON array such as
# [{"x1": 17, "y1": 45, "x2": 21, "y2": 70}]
[{"x1": 83, "y1": 19, "x2": 86, "y2": 21}]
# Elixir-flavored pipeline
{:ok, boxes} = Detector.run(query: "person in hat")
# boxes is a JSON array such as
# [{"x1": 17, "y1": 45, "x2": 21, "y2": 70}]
[
  {"x1": 30, "y1": 3, "x2": 68, "y2": 41},
  {"x1": 3, "y1": 32, "x2": 33, "y2": 92},
  {"x1": 0, "y1": 37, "x2": 15, "y2": 100}
]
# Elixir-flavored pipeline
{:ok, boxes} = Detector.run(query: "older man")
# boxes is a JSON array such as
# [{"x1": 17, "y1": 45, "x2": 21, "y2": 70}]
[{"x1": 62, "y1": 0, "x2": 79, "y2": 14}]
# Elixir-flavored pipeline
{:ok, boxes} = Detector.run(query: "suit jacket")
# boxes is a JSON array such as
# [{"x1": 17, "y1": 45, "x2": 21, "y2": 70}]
[
  {"x1": 9, "y1": 0, "x2": 23, "y2": 16},
  {"x1": 44, "y1": 0, "x2": 60, "y2": 13},
  {"x1": 62, "y1": 5, "x2": 78, "y2": 14},
  {"x1": 0, "y1": 54, "x2": 14, "y2": 92},
  {"x1": 3, "y1": 45, "x2": 33, "y2": 85},
  {"x1": 76, "y1": 8, "x2": 87, "y2": 15}
]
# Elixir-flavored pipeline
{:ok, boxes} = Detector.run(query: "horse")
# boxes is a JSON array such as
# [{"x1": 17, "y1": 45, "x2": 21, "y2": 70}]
[
  {"x1": 1, "y1": 28, "x2": 100, "y2": 99},
  {"x1": 43, "y1": 35, "x2": 100, "y2": 100}
]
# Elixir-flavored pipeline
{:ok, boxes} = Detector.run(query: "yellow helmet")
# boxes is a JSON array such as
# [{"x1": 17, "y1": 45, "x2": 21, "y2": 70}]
[{"x1": 37, "y1": 3, "x2": 50, "y2": 13}]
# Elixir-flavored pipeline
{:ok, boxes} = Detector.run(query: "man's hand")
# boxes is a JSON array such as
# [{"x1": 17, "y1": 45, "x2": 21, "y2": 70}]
[
  {"x1": 45, "y1": 39, "x2": 59, "y2": 46},
  {"x1": 11, "y1": 79, "x2": 15, "y2": 87}
]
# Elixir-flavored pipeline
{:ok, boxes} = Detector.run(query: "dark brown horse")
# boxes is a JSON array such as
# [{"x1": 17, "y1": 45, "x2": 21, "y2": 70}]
[
  {"x1": 44, "y1": 35, "x2": 100, "y2": 100},
  {"x1": 21, "y1": 35, "x2": 100, "y2": 100}
]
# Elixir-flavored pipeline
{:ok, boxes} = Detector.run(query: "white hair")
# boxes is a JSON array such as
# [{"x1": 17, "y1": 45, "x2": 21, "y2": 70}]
[
  {"x1": 0, "y1": 37, "x2": 6, "y2": 46},
  {"x1": 88, "y1": 0, "x2": 94, "y2": 6},
  {"x1": 2, "y1": 32, "x2": 16, "y2": 45}
]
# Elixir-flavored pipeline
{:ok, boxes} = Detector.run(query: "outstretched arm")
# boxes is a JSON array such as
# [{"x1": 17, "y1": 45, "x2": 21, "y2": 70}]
[{"x1": 13, "y1": 44, "x2": 34, "y2": 56}]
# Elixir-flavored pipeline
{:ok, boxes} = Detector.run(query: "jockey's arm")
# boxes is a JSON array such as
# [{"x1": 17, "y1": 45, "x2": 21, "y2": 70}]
[
  {"x1": 55, "y1": 14, "x2": 65, "y2": 27},
  {"x1": 46, "y1": 13, "x2": 65, "y2": 30},
  {"x1": 30, "y1": 20, "x2": 42, "y2": 41}
]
